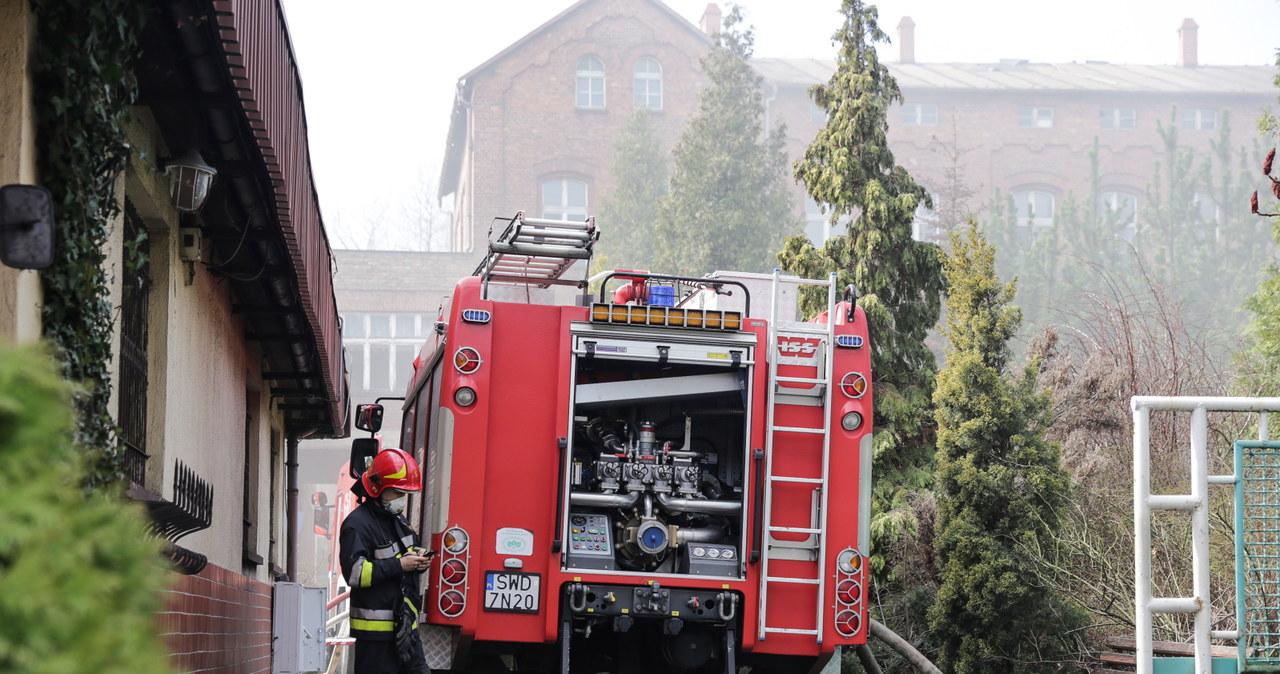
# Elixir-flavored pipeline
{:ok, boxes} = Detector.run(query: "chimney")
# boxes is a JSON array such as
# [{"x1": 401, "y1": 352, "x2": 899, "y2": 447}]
[
  {"x1": 1178, "y1": 18, "x2": 1198, "y2": 67},
  {"x1": 700, "y1": 3, "x2": 721, "y2": 37},
  {"x1": 898, "y1": 16, "x2": 916, "y2": 64}
]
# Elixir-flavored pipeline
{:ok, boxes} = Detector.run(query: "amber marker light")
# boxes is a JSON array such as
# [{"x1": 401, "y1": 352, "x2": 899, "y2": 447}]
[
  {"x1": 453, "y1": 347, "x2": 482, "y2": 374},
  {"x1": 443, "y1": 527, "x2": 469, "y2": 553},
  {"x1": 840, "y1": 372, "x2": 867, "y2": 399}
]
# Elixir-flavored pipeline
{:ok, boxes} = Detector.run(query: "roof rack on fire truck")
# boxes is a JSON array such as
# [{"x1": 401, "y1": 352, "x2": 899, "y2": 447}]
[{"x1": 474, "y1": 211, "x2": 598, "y2": 297}]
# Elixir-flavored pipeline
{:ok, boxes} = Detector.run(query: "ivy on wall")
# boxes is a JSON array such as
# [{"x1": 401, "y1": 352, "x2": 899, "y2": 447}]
[{"x1": 31, "y1": 0, "x2": 147, "y2": 487}]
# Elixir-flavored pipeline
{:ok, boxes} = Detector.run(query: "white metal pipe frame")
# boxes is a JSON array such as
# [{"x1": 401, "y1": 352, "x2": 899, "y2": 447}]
[{"x1": 1131, "y1": 396, "x2": 1280, "y2": 674}]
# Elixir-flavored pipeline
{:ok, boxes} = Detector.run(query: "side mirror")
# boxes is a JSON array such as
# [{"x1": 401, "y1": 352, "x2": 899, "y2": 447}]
[
  {"x1": 0, "y1": 185, "x2": 55, "y2": 270},
  {"x1": 354, "y1": 403, "x2": 384, "y2": 433},
  {"x1": 349, "y1": 437, "x2": 379, "y2": 480},
  {"x1": 311, "y1": 492, "x2": 331, "y2": 538}
]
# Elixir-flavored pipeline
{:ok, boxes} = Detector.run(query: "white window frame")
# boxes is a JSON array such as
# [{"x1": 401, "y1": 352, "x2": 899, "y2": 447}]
[
  {"x1": 804, "y1": 196, "x2": 831, "y2": 244},
  {"x1": 1182, "y1": 108, "x2": 1217, "y2": 131},
  {"x1": 633, "y1": 57, "x2": 662, "y2": 110},
  {"x1": 1098, "y1": 190, "x2": 1139, "y2": 240},
  {"x1": 912, "y1": 192, "x2": 940, "y2": 241},
  {"x1": 1193, "y1": 191, "x2": 1219, "y2": 223},
  {"x1": 542, "y1": 178, "x2": 589, "y2": 222},
  {"x1": 576, "y1": 55, "x2": 605, "y2": 109},
  {"x1": 342, "y1": 312, "x2": 424, "y2": 393},
  {"x1": 1018, "y1": 105, "x2": 1054, "y2": 129},
  {"x1": 1100, "y1": 107, "x2": 1136, "y2": 129},
  {"x1": 1012, "y1": 189, "x2": 1055, "y2": 227},
  {"x1": 901, "y1": 103, "x2": 938, "y2": 126}
]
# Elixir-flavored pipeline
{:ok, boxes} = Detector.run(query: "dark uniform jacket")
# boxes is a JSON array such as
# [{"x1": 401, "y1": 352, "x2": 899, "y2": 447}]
[{"x1": 339, "y1": 500, "x2": 422, "y2": 641}]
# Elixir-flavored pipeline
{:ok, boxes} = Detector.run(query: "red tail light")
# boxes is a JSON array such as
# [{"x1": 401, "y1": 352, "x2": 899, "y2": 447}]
[
  {"x1": 836, "y1": 579, "x2": 861, "y2": 605},
  {"x1": 835, "y1": 609, "x2": 861, "y2": 637},
  {"x1": 441, "y1": 559, "x2": 467, "y2": 586},
  {"x1": 439, "y1": 590, "x2": 465, "y2": 617}
]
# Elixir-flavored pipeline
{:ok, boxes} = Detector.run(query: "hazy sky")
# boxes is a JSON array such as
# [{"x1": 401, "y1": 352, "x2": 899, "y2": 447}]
[{"x1": 280, "y1": 0, "x2": 1279, "y2": 249}]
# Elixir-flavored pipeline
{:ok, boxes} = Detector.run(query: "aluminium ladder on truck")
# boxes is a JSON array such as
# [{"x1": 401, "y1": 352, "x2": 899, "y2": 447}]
[
  {"x1": 473, "y1": 211, "x2": 598, "y2": 297},
  {"x1": 757, "y1": 270, "x2": 839, "y2": 641}
]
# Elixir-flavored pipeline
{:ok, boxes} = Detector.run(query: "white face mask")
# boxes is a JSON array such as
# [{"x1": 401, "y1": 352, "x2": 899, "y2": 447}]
[{"x1": 381, "y1": 492, "x2": 406, "y2": 514}]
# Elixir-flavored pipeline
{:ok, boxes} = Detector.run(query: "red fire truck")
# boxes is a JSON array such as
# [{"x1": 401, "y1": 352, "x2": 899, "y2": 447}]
[{"x1": 345, "y1": 212, "x2": 872, "y2": 673}]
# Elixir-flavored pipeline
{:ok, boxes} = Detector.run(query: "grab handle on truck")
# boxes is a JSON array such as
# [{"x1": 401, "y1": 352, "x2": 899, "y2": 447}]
[{"x1": 750, "y1": 448, "x2": 764, "y2": 564}]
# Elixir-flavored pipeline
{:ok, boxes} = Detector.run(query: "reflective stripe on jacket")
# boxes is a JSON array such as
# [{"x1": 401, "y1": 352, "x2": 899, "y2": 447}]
[{"x1": 338, "y1": 502, "x2": 422, "y2": 641}]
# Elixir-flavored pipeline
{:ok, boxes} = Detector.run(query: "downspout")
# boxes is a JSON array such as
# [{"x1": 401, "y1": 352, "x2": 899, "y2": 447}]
[
  {"x1": 286, "y1": 431, "x2": 315, "y2": 582},
  {"x1": 286, "y1": 433, "x2": 299, "y2": 581}
]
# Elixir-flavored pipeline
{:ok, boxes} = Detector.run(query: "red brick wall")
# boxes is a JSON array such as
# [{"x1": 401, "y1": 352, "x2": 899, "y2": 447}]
[
  {"x1": 158, "y1": 564, "x2": 273, "y2": 674},
  {"x1": 463, "y1": 0, "x2": 711, "y2": 249}
]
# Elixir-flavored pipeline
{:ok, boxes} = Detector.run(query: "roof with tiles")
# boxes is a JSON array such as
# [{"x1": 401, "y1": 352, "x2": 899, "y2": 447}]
[{"x1": 754, "y1": 58, "x2": 1275, "y2": 94}]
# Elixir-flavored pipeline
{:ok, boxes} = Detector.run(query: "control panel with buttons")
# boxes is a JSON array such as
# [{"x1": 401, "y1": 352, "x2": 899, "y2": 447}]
[{"x1": 566, "y1": 513, "x2": 615, "y2": 570}]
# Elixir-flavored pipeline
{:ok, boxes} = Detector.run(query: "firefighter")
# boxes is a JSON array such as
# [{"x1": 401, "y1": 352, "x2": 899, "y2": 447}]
[{"x1": 339, "y1": 448, "x2": 432, "y2": 674}]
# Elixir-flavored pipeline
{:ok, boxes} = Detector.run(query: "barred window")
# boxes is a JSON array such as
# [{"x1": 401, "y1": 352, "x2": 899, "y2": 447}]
[{"x1": 118, "y1": 202, "x2": 150, "y2": 487}]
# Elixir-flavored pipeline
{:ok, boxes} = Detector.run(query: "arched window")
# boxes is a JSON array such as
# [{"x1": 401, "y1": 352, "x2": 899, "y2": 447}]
[
  {"x1": 1097, "y1": 190, "x2": 1139, "y2": 241},
  {"x1": 633, "y1": 57, "x2": 662, "y2": 110},
  {"x1": 1012, "y1": 189, "x2": 1055, "y2": 227},
  {"x1": 576, "y1": 56, "x2": 605, "y2": 109},
  {"x1": 542, "y1": 178, "x2": 589, "y2": 221}
]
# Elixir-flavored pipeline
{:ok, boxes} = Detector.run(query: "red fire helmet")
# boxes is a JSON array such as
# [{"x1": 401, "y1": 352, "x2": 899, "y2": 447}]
[{"x1": 361, "y1": 448, "x2": 423, "y2": 497}]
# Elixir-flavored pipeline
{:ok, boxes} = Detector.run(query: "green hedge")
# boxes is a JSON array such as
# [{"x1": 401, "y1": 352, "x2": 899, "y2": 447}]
[{"x1": 0, "y1": 344, "x2": 172, "y2": 674}]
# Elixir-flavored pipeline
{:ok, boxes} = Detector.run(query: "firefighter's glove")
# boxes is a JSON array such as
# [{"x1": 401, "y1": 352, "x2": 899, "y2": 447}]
[{"x1": 394, "y1": 602, "x2": 416, "y2": 664}]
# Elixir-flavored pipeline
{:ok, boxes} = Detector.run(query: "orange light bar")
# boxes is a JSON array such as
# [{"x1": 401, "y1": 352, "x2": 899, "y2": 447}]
[{"x1": 590, "y1": 303, "x2": 742, "y2": 331}]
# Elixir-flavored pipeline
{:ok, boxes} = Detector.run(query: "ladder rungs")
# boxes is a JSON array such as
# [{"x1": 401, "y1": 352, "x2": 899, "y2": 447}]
[
  {"x1": 772, "y1": 425, "x2": 825, "y2": 435},
  {"x1": 769, "y1": 475, "x2": 823, "y2": 484},
  {"x1": 763, "y1": 626, "x2": 820, "y2": 635},
  {"x1": 776, "y1": 376, "x2": 826, "y2": 384},
  {"x1": 769, "y1": 526, "x2": 822, "y2": 534},
  {"x1": 765, "y1": 576, "x2": 820, "y2": 585}
]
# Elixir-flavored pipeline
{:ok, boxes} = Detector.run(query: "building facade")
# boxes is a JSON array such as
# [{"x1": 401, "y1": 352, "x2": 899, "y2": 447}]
[
  {"x1": 1, "y1": 1, "x2": 347, "y2": 672},
  {"x1": 438, "y1": 1, "x2": 1274, "y2": 254},
  {"x1": 440, "y1": 0, "x2": 716, "y2": 251}
]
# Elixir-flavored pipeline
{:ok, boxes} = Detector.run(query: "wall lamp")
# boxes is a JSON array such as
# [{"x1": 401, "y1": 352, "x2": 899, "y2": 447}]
[
  {"x1": 164, "y1": 148, "x2": 217, "y2": 213},
  {"x1": 0, "y1": 184, "x2": 55, "y2": 269}
]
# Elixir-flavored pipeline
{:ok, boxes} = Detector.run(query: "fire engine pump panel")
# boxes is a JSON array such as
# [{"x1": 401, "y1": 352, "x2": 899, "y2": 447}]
[{"x1": 565, "y1": 318, "x2": 754, "y2": 579}]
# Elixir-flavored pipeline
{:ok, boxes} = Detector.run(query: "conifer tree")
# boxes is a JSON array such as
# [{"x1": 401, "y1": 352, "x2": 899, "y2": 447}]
[
  {"x1": 928, "y1": 225, "x2": 1082, "y2": 673},
  {"x1": 0, "y1": 344, "x2": 172, "y2": 674},
  {"x1": 597, "y1": 109, "x2": 668, "y2": 272},
  {"x1": 652, "y1": 6, "x2": 798, "y2": 277},
  {"x1": 779, "y1": 0, "x2": 944, "y2": 579}
]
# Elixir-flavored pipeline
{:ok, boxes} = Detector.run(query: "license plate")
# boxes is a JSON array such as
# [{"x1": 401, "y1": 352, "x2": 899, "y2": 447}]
[{"x1": 483, "y1": 571, "x2": 540, "y2": 613}]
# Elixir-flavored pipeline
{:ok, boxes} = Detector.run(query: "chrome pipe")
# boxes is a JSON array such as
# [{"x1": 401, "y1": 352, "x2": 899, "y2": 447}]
[
  {"x1": 569, "y1": 492, "x2": 641, "y2": 509},
  {"x1": 656, "y1": 493, "x2": 741, "y2": 514}
]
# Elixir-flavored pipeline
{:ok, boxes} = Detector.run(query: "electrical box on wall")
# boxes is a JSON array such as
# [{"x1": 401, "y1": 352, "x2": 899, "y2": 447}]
[
  {"x1": 272, "y1": 583, "x2": 327, "y2": 674},
  {"x1": 178, "y1": 227, "x2": 202, "y2": 263}
]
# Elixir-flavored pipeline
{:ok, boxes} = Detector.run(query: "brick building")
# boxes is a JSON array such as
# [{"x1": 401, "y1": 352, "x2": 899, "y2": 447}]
[
  {"x1": 438, "y1": 1, "x2": 1274, "y2": 253},
  {"x1": 760, "y1": 17, "x2": 1274, "y2": 243},
  {"x1": 440, "y1": 0, "x2": 715, "y2": 250}
]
